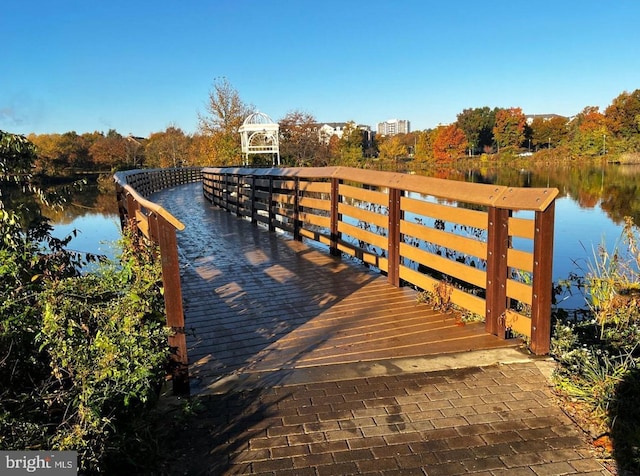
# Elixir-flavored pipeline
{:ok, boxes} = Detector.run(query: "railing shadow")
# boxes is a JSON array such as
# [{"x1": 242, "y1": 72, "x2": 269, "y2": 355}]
[{"x1": 161, "y1": 387, "x2": 291, "y2": 474}]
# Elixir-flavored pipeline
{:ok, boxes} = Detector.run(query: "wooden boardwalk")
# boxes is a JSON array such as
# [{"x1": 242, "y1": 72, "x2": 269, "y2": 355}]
[{"x1": 152, "y1": 183, "x2": 520, "y2": 391}]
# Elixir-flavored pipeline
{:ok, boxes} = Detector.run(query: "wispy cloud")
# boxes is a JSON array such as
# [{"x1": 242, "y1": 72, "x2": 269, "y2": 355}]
[
  {"x1": 0, "y1": 105, "x2": 25, "y2": 126},
  {"x1": 0, "y1": 93, "x2": 45, "y2": 133}
]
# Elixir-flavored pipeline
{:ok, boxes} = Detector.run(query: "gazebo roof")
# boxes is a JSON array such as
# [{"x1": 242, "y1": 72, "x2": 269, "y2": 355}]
[
  {"x1": 239, "y1": 112, "x2": 278, "y2": 132},
  {"x1": 243, "y1": 111, "x2": 276, "y2": 126}
]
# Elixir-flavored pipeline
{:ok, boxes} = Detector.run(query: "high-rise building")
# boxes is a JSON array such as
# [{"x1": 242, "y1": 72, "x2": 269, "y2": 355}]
[{"x1": 377, "y1": 119, "x2": 410, "y2": 136}]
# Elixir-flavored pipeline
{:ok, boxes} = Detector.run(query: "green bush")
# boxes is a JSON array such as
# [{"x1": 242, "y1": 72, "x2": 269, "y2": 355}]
[
  {"x1": 1, "y1": 226, "x2": 171, "y2": 473},
  {"x1": 38, "y1": 229, "x2": 170, "y2": 471},
  {"x1": 1, "y1": 130, "x2": 171, "y2": 473}
]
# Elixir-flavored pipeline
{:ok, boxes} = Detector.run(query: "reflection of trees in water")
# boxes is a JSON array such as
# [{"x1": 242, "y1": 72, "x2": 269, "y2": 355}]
[
  {"x1": 1, "y1": 186, "x2": 44, "y2": 231},
  {"x1": 416, "y1": 162, "x2": 640, "y2": 226},
  {"x1": 41, "y1": 182, "x2": 118, "y2": 225},
  {"x1": 2, "y1": 177, "x2": 116, "y2": 226},
  {"x1": 600, "y1": 186, "x2": 640, "y2": 225}
]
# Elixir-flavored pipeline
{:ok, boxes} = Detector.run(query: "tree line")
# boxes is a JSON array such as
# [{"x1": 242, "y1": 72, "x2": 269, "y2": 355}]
[{"x1": 23, "y1": 79, "x2": 640, "y2": 174}]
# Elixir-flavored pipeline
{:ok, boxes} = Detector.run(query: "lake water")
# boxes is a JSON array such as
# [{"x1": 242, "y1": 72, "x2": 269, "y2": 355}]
[
  {"x1": 51, "y1": 213, "x2": 123, "y2": 260},
  {"x1": 51, "y1": 164, "x2": 639, "y2": 311},
  {"x1": 45, "y1": 181, "x2": 122, "y2": 262}
]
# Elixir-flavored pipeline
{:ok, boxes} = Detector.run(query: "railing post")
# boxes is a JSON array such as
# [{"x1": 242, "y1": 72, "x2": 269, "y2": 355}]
[
  {"x1": 387, "y1": 187, "x2": 402, "y2": 287},
  {"x1": 235, "y1": 174, "x2": 242, "y2": 218},
  {"x1": 223, "y1": 173, "x2": 230, "y2": 211},
  {"x1": 250, "y1": 175, "x2": 257, "y2": 225},
  {"x1": 126, "y1": 190, "x2": 140, "y2": 221},
  {"x1": 213, "y1": 172, "x2": 221, "y2": 206},
  {"x1": 530, "y1": 201, "x2": 555, "y2": 355},
  {"x1": 293, "y1": 177, "x2": 301, "y2": 241},
  {"x1": 115, "y1": 183, "x2": 128, "y2": 229},
  {"x1": 152, "y1": 213, "x2": 189, "y2": 395},
  {"x1": 330, "y1": 177, "x2": 341, "y2": 257},
  {"x1": 485, "y1": 207, "x2": 510, "y2": 337},
  {"x1": 268, "y1": 175, "x2": 276, "y2": 232}
]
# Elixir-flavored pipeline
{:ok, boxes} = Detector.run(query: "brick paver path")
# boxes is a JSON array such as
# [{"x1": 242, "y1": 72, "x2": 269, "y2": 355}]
[
  {"x1": 153, "y1": 183, "x2": 614, "y2": 475},
  {"x1": 165, "y1": 362, "x2": 612, "y2": 475}
]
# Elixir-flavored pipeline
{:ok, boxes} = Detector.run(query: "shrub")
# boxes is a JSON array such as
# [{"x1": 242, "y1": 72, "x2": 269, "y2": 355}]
[
  {"x1": 38, "y1": 228, "x2": 170, "y2": 472},
  {"x1": 1, "y1": 130, "x2": 171, "y2": 473},
  {"x1": 551, "y1": 216, "x2": 640, "y2": 471}
]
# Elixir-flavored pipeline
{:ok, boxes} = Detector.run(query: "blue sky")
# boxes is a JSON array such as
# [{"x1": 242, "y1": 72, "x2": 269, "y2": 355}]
[{"x1": 2, "y1": 1, "x2": 638, "y2": 137}]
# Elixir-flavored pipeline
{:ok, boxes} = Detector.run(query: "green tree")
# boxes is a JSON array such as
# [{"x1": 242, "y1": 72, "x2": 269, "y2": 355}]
[
  {"x1": 1, "y1": 130, "x2": 171, "y2": 472},
  {"x1": 58, "y1": 131, "x2": 92, "y2": 169},
  {"x1": 493, "y1": 107, "x2": 526, "y2": 151},
  {"x1": 335, "y1": 121, "x2": 363, "y2": 166},
  {"x1": 529, "y1": 116, "x2": 568, "y2": 150},
  {"x1": 1, "y1": 130, "x2": 39, "y2": 179},
  {"x1": 1, "y1": 130, "x2": 85, "y2": 453},
  {"x1": 456, "y1": 107, "x2": 497, "y2": 154},
  {"x1": 605, "y1": 89, "x2": 640, "y2": 151},
  {"x1": 567, "y1": 106, "x2": 608, "y2": 157}
]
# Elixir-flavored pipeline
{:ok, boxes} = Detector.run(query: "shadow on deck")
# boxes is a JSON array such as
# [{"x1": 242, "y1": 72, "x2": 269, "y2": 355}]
[{"x1": 152, "y1": 183, "x2": 522, "y2": 394}]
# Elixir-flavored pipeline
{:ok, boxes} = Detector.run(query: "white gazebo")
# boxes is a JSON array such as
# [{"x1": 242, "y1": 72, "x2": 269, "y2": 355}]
[{"x1": 239, "y1": 111, "x2": 280, "y2": 166}]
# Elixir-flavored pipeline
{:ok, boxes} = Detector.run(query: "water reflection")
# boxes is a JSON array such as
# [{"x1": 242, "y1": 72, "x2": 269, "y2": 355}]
[
  {"x1": 412, "y1": 162, "x2": 640, "y2": 310},
  {"x1": 445, "y1": 162, "x2": 640, "y2": 226},
  {"x1": 44, "y1": 180, "x2": 122, "y2": 260},
  {"x1": 47, "y1": 165, "x2": 640, "y2": 310}
]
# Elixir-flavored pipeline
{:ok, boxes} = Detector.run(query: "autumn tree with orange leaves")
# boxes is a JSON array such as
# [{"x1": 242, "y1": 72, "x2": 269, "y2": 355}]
[
  {"x1": 198, "y1": 77, "x2": 254, "y2": 165},
  {"x1": 432, "y1": 124, "x2": 467, "y2": 162}
]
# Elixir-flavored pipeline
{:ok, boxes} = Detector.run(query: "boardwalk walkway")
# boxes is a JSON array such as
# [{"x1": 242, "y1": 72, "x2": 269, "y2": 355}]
[{"x1": 152, "y1": 182, "x2": 613, "y2": 475}]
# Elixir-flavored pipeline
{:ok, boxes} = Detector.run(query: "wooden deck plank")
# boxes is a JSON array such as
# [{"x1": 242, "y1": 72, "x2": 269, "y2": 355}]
[{"x1": 151, "y1": 183, "x2": 521, "y2": 384}]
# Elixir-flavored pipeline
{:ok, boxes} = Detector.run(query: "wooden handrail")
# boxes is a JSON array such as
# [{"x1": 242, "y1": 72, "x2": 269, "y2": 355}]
[
  {"x1": 113, "y1": 167, "x2": 202, "y2": 394},
  {"x1": 204, "y1": 166, "x2": 558, "y2": 211},
  {"x1": 115, "y1": 181, "x2": 186, "y2": 231}
]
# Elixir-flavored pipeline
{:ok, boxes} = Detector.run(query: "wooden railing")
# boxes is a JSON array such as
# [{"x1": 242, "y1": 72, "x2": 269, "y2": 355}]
[
  {"x1": 119, "y1": 167, "x2": 202, "y2": 197},
  {"x1": 202, "y1": 166, "x2": 559, "y2": 355},
  {"x1": 113, "y1": 168, "x2": 202, "y2": 394}
]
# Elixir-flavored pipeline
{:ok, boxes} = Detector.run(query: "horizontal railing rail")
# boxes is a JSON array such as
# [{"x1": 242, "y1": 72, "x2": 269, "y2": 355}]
[
  {"x1": 115, "y1": 167, "x2": 202, "y2": 198},
  {"x1": 114, "y1": 167, "x2": 202, "y2": 394},
  {"x1": 202, "y1": 166, "x2": 559, "y2": 355}
]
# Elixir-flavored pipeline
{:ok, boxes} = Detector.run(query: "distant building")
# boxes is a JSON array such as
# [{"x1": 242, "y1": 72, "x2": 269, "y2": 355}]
[
  {"x1": 377, "y1": 119, "x2": 410, "y2": 136},
  {"x1": 316, "y1": 122, "x2": 374, "y2": 151},
  {"x1": 525, "y1": 114, "x2": 566, "y2": 125},
  {"x1": 318, "y1": 122, "x2": 348, "y2": 142}
]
